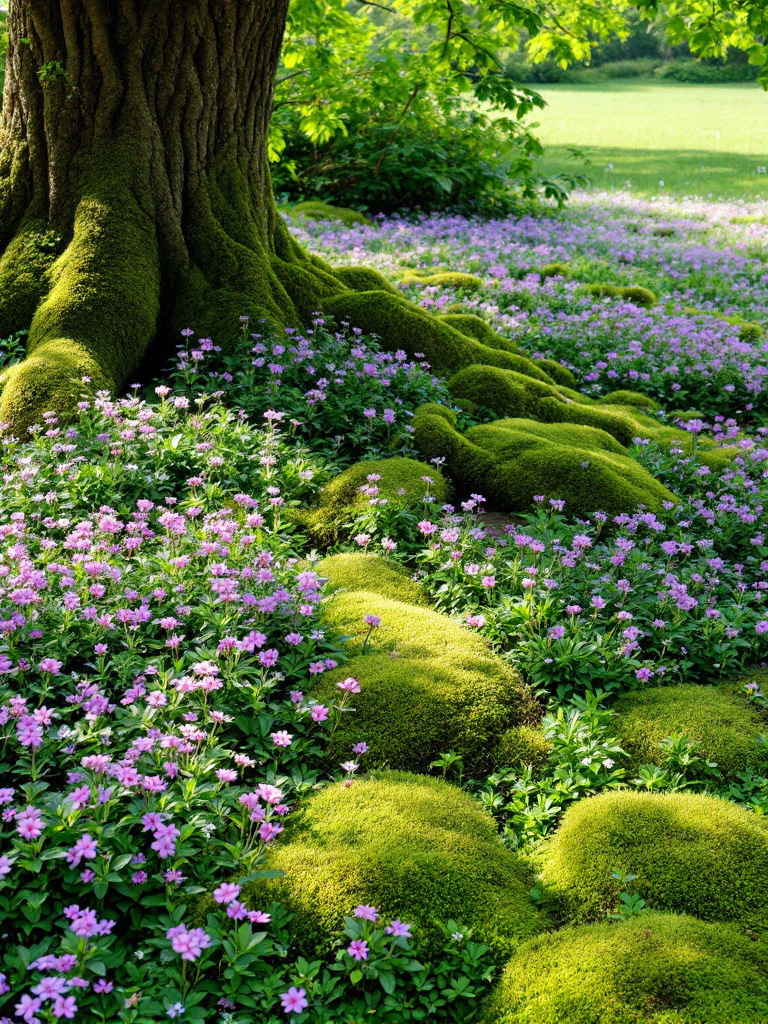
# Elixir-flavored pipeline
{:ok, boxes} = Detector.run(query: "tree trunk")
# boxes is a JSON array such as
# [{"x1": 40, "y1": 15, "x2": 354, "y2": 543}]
[
  {"x1": 0, "y1": 0, "x2": 355, "y2": 432},
  {"x1": 0, "y1": 0, "x2": 509, "y2": 436}
]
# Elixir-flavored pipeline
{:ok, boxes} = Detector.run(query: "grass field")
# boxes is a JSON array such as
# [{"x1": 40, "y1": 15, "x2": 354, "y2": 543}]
[{"x1": 532, "y1": 82, "x2": 768, "y2": 200}]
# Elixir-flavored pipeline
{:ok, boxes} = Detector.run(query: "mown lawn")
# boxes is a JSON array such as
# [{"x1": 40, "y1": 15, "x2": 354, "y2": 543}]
[{"x1": 532, "y1": 81, "x2": 768, "y2": 200}]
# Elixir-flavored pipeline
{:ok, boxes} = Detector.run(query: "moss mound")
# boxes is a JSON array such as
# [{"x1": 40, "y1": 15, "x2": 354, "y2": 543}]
[
  {"x1": 400, "y1": 270, "x2": 484, "y2": 291},
  {"x1": 583, "y1": 283, "x2": 658, "y2": 307},
  {"x1": 322, "y1": 290, "x2": 557, "y2": 379},
  {"x1": 598, "y1": 389, "x2": 660, "y2": 412},
  {"x1": 292, "y1": 456, "x2": 449, "y2": 549},
  {"x1": 495, "y1": 725, "x2": 552, "y2": 773},
  {"x1": 481, "y1": 912, "x2": 768, "y2": 1024},
  {"x1": 612, "y1": 684, "x2": 768, "y2": 780},
  {"x1": 531, "y1": 358, "x2": 577, "y2": 389},
  {"x1": 290, "y1": 201, "x2": 372, "y2": 226},
  {"x1": 413, "y1": 404, "x2": 675, "y2": 518},
  {"x1": 437, "y1": 313, "x2": 517, "y2": 352},
  {"x1": 318, "y1": 582, "x2": 538, "y2": 772},
  {"x1": 261, "y1": 772, "x2": 545, "y2": 959},
  {"x1": 539, "y1": 262, "x2": 572, "y2": 280},
  {"x1": 538, "y1": 790, "x2": 768, "y2": 925},
  {"x1": 317, "y1": 552, "x2": 427, "y2": 606}
]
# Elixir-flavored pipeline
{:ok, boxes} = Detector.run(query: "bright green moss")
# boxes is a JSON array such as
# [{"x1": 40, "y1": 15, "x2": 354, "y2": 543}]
[
  {"x1": 481, "y1": 913, "x2": 768, "y2": 1024},
  {"x1": 292, "y1": 456, "x2": 449, "y2": 549},
  {"x1": 530, "y1": 358, "x2": 577, "y2": 389},
  {"x1": 612, "y1": 684, "x2": 768, "y2": 780},
  {"x1": 583, "y1": 284, "x2": 658, "y2": 308},
  {"x1": 538, "y1": 790, "x2": 768, "y2": 926},
  {"x1": 314, "y1": 650, "x2": 534, "y2": 774},
  {"x1": 448, "y1": 365, "x2": 640, "y2": 446},
  {"x1": 400, "y1": 270, "x2": 484, "y2": 291},
  {"x1": 322, "y1": 290, "x2": 549, "y2": 379},
  {"x1": 495, "y1": 725, "x2": 552, "y2": 773},
  {"x1": 330, "y1": 265, "x2": 401, "y2": 296},
  {"x1": 437, "y1": 313, "x2": 517, "y2": 352},
  {"x1": 317, "y1": 552, "x2": 427, "y2": 606},
  {"x1": 0, "y1": 225, "x2": 59, "y2": 337},
  {"x1": 0, "y1": 182, "x2": 161, "y2": 435},
  {"x1": 598, "y1": 390, "x2": 660, "y2": 412},
  {"x1": 259, "y1": 772, "x2": 546, "y2": 959},
  {"x1": 290, "y1": 200, "x2": 372, "y2": 226},
  {"x1": 539, "y1": 262, "x2": 571, "y2": 280},
  {"x1": 413, "y1": 404, "x2": 675, "y2": 518}
]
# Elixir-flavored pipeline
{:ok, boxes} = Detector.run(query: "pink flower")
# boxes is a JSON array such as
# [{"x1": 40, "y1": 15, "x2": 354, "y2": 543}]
[
  {"x1": 347, "y1": 939, "x2": 369, "y2": 961},
  {"x1": 310, "y1": 704, "x2": 330, "y2": 722},
  {"x1": 271, "y1": 730, "x2": 292, "y2": 747},
  {"x1": 39, "y1": 657, "x2": 63, "y2": 675},
  {"x1": 354, "y1": 904, "x2": 378, "y2": 921},
  {"x1": 167, "y1": 923, "x2": 211, "y2": 961},
  {"x1": 213, "y1": 882, "x2": 241, "y2": 905},
  {"x1": 386, "y1": 919, "x2": 412, "y2": 937},
  {"x1": 466, "y1": 614, "x2": 485, "y2": 628},
  {"x1": 258, "y1": 821, "x2": 284, "y2": 843},
  {"x1": 280, "y1": 987, "x2": 308, "y2": 1014},
  {"x1": 65, "y1": 833, "x2": 98, "y2": 867},
  {"x1": 337, "y1": 677, "x2": 360, "y2": 694},
  {"x1": 216, "y1": 769, "x2": 238, "y2": 783},
  {"x1": 364, "y1": 614, "x2": 381, "y2": 627}
]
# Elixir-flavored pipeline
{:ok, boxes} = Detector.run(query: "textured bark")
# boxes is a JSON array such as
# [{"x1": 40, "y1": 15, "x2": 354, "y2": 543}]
[{"x1": 0, "y1": 0, "x2": 345, "y2": 432}]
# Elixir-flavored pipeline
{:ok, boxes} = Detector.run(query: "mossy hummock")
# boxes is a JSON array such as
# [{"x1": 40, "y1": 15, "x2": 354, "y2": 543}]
[
  {"x1": 292, "y1": 456, "x2": 449, "y2": 549},
  {"x1": 481, "y1": 912, "x2": 768, "y2": 1024},
  {"x1": 538, "y1": 789, "x2": 768, "y2": 926},
  {"x1": 612, "y1": 683, "x2": 768, "y2": 780},
  {"x1": 259, "y1": 772, "x2": 546, "y2": 959},
  {"x1": 412, "y1": 403, "x2": 676, "y2": 518},
  {"x1": 316, "y1": 587, "x2": 539, "y2": 773},
  {"x1": 318, "y1": 552, "x2": 427, "y2": 606}
]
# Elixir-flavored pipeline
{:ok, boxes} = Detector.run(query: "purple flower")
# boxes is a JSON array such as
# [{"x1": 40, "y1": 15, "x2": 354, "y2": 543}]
[
  {"x1": 354, "y1": 904, "x2": 379, "y2": 921},
  {"x1": 347, "y1": 939, "x2": 369, "y2": 961},
  {"x1": 280, "y1": 987, "x2": 309, "y2": 1015}
]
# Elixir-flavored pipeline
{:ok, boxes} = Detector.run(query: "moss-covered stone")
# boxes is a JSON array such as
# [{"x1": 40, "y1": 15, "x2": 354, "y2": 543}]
[
  {"x1": 290, "y1": 200, "x2": 372, "y2": 226},
  {"x1": 583, "y1": 283, "x2": 658, "y2": 308},
  {"x1": 322, "y1": 290, "x2": 556, "y2": 380},
  {"x1": 259, "y1": 772, "x2": 546, "y2": 959},
  {"x1": 495, "y1": 725, "x2": 552, "y2": 773},
  {"x1": 481, "y1": 913, "x2": 768, "y2": 1024},
  {"x1": 412, "y1": 403, "x2": 676, "y2": 518},
  {"x1": 318, "y1": 552, "x2": 427, "y2": 606},
  {"x1": 292, "y1": 456, "x2": 449, "y2": 549},
  {"x1": 437, "y1": 313, "x2": 518, "y2": 352},
  {"x1": 612, "y1": 684, "x2": 768, "y2": 780},
  {"x1": 538, "y1": 790, "x2": 768, "y2": 926},
  {"x1": 400, "y1": 270, "x2": 484, "y2": 291}
]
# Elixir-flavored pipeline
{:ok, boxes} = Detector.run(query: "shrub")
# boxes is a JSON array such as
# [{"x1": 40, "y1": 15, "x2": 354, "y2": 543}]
[
  {"x1": 612, "y1": 684, "x2": 768, "y2": 780},
  {"x1": 538, "y1": 790, "x2": 768, "y2": 926},
  {"x1": 318, "y1": 552, "x2": 427, "y2": 606},
  {"x1": 655, "y1": 58, "x2": 758, "y2": 82},
  {"x1": 480, "y1": 912, "x2": 768, "y2": 1024},
  {"x1": 261, "y1": 772, "x2": 546, "y2": 959}
]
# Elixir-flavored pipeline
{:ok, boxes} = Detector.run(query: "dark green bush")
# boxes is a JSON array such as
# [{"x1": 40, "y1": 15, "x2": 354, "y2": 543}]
[
  {"x1": 612, "y1": 684, "x2": 768, "y2": 780},
  {"x1": 538, "y1": 790, "x2": 768, "y2": 926},
  {"x1": 655, "y1": 58, "x2": 759, "y2": 82},
  {"x1": 260, "y1": 772, "x2": 546, "y2": 959},
  {"x1": 481, "y1": 912, "x2": 768, "y2": 1024}
]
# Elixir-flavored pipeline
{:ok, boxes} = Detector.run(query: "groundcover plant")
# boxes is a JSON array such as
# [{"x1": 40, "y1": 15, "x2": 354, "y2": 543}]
[{"x1": 2, "y1": 192, "x2": 768, "y2": 1023}]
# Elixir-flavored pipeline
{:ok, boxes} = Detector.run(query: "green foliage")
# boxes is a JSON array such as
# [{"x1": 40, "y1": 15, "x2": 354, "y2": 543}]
[
  {"x1": 293, "y1": 456, "x2": 448, "y2": 549},
  {"x1": 655, "y1": 56, "x2": 759, "y2": 82},
  {"x1": 495, "y1": 726, "x2": 553, "y2": 774},
  {"x1": 260, "y1": 772, "x2": 546, "y2": 960},
  {"x1": 412, "y1": 403, "x2": 676, "y2": 518},
  {"x1": 480, "y1": 913, "x2": 768, "y2": 1024},
  {"x1": 538, "y1": 790, "x2": 768, "y2": 926},
  {"x1": 613, "y1": 684, "x2": 768, "y2": 781}
]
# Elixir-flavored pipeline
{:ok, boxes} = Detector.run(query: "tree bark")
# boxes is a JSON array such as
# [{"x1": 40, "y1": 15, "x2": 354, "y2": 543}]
[
  {"x1": 0, "y1": 0, "x2": 509, "y2": 435},
  {"x1": 0, "y1": 0, "x2": 353, "y2": 433}
]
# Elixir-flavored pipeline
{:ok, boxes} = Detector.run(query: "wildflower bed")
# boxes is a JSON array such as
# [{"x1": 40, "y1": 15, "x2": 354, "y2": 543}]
[{"x1": 2, "y1": 192, "x2": 768, "y2": 1023}]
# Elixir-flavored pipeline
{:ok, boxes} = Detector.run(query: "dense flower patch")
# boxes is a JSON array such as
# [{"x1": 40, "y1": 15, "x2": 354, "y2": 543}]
[{"x1": 291, "y1": 194, "x2": 768, "y2": 419}]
